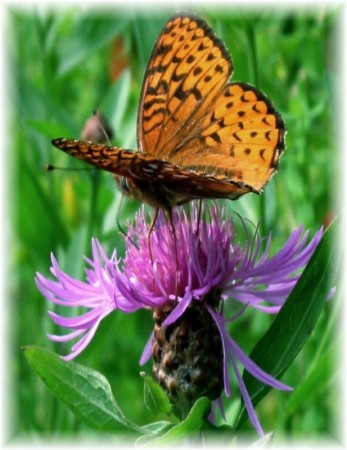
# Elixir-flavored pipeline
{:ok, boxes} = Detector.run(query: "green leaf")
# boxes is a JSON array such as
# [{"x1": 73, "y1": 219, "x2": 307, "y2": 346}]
[
  {"x1": 25, "y1": 119, "x2": 72, "y2": 140},
  {"x1": 136, "y1": 421, "x2": 174, "y2": 446},
  {"x1": 18, "y1": 160, "x2": 68, "y2": 257},
  {"x1": 141, "y1": 372, "x2": 172, "y2": 416},
  {"x1": 24, "y1": 346, "x2": 141, "y2": 434},
  {"x1": 236, "y1": 217, "x2": 340, "y2": 428},
  {"x1": 200, "y1": 420, "x2": 235, "y2": 445},
  {"x1": 101, "y1": 70, "x2": 132, "y2": 131},
  {"x1": 140, "y1": 397, "x2": 211, "y2": 446},
  {"x1": 58, "y1": 17, "x2": 127, "y2": 75},
  {"x1": 285, "y1": 341, "x2": 338, "y2": 417}
]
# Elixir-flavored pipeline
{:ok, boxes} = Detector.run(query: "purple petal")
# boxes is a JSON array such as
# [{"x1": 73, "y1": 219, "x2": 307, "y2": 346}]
[
  {"x1": 139, "y1": 332, "x2": 154, "y2": 365},
  {"x1": 47, "y1": 329, "x2": 84, "y2": 342},
  {"x1": 162, "y1": 293, "x2": 192, "y2": 327},
  {"x1": 207, "y1": 306, "x2": 231, "y2": 396},
  {"x1": 229, "y1": 355, "x2": 265, "y2": 437},
  {"x1": 229, "y1": 338, "x2": 292, "y2": 391}
]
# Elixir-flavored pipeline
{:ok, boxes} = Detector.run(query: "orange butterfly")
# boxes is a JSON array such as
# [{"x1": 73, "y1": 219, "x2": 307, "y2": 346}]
[{"x1": 52, "y1": 13, "x2": 285, "y2": 212}]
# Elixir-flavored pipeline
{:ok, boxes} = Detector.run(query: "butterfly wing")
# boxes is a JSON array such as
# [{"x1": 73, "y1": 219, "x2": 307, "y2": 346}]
[
  {"x1": 51, "y1": 138, "x2": 156, "y2": 175},
  {"x1": 137, "y1": 13, "x2": 232, "y2": 158},
  {"x1": 53, "y1": 14, "x2": 285, "y2": 207},
  {"x1": 51, "y1": 138, "x2": 251, "y2": 206},
  {"x1": 166, "y1": 82, "x2": 286, "y2": 192},
  {"x1": 137, "y1": 13, "x2": 285, "y2": 196}
]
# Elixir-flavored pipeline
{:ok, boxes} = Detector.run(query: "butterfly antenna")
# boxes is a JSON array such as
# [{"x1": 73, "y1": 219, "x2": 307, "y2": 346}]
[
  {"x1": 45, "y1": 164, "x2": 95, "y2": 172},
  {"x1": 147, "y1": 207, "x2": 159, "y2": 265}
]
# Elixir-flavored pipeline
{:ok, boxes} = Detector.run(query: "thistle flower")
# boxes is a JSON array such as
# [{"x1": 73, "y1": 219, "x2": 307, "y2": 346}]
[{"x1": 35, "y1": 203, "x2": 323, "y2": 436}]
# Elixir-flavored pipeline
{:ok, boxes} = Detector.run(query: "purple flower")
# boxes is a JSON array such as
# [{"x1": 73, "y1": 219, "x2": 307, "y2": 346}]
[{"x1": 35, "y1": 203, "x2": 323, "y2": 436}]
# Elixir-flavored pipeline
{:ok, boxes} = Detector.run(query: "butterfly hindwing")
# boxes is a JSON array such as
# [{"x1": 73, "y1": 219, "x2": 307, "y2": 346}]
[{"x1": 165, "y1": 82, "x2": 286, "y2": 192}]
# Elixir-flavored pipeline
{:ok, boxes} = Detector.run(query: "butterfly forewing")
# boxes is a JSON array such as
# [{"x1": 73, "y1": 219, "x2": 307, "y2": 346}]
[
  {"x1": 137, "y1": 14, "x2": 232, "y2": 158},
  {"x1": 52, "y1": 138, "x2": 155, "y2": 175}
]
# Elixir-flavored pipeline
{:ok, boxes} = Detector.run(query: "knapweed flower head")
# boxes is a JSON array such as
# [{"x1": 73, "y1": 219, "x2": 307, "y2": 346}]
[{"x1": 35, "y1": 202, "x2": 323, "y2": 436}]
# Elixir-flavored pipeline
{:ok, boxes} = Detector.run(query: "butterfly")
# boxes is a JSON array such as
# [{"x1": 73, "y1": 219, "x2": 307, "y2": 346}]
[{"x1": 52, "y1": 13, "x2": 285, "y2": 213}]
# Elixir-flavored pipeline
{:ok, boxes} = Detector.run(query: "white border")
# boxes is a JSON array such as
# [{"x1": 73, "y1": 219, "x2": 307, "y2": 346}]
[{"x1": 1, "y1": 0, "x2": 345, "y2": 448}]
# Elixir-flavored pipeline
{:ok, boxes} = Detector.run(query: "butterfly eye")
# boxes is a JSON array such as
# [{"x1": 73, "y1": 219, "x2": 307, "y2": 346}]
[
  {"x1": 122, "y1": 177, "x2": 129, "y2": 192},
  {"x1": 114, "y1": 175, "x2": 130, "y2": 195}
]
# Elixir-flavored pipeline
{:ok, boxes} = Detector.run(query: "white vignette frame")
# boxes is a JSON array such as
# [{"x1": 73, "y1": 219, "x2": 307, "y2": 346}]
[{"x1": 0, "y1": 0, "x2": 346, "y2": 449}]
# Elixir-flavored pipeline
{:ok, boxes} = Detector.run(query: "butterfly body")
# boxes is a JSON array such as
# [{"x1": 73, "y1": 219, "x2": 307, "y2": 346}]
[{"x1": 52, "y1": 13, "x2": 285, "y2": 210}]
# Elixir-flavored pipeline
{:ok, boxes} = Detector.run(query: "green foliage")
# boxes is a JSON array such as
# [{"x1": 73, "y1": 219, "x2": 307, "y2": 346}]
[
  {"x1": 23, "y1": 346, "x2": 141, "y2": 434},
  {"x1": 141, "y1": 372, "x2": 172, "y2": 417},
  {"x1": 24, "y1": 346, "x2": 210, "y2": 444},
  {"x1": 11, "y1": 4, "x2": 341, "y2": 445},
  {"x1": 139, "y1": 397, "x2": 211, "y2": 446}
]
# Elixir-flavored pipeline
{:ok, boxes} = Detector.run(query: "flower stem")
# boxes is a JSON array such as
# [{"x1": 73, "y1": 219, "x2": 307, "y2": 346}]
[
  {"x1": 87, "y1": 169, "x2": 101, "y2": 246},
  {"x1": 245, "y1": 20, "x2": 268, "y2": 235}
]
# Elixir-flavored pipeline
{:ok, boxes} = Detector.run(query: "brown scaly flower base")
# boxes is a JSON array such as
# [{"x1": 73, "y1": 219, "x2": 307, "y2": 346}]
[{"x1": 152, "y1": 293, "x2": 224, "y2": 418}]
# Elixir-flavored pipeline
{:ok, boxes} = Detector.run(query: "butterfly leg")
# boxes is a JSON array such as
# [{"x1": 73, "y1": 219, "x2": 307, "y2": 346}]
[
  {"x1": 115, "y1": 193, "x2": 127, "y2": 235},
  {"x1": 116, "y1": 219, "x2": 128, "y2": 240},
  {"x1": 196, "y1": 199, "x2": 203, "y2": 236},
  {"x1": 115, "y1": 192, "x2": 139, "y2": 249},
  {"x1": 165, "y1": 208, "x2": 179, "y2": 300},
  {"x1": 117, "y1": 218, "x2": 139, "y2": 249},
  {"x1": 147, "y1": 207, "x2": 160, "y2": 265},
  {"x1": 147, "y1": 207, "x2": 179, "y2": 299}
]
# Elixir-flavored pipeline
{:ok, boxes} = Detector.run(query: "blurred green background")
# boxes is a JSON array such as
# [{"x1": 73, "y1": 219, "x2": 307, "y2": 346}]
[{"x1": 10, "y1": 3, "x2": 341, "y2": 443}]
